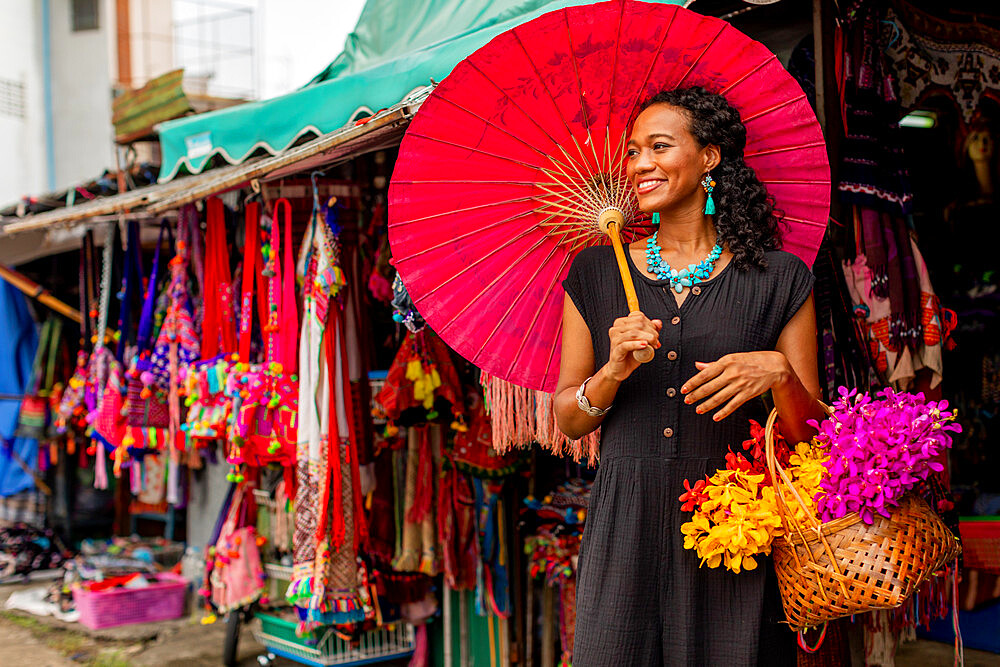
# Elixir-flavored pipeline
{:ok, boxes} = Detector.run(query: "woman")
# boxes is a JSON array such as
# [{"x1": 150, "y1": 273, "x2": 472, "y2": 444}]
[{"x1": 555, "y1": 87, "x2": 826, "y2": 666}]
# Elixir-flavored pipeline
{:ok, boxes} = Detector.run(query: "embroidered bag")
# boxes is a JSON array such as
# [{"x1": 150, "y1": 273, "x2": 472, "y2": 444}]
[
  {"x1": 16, "y1": 318, "x2": 62, "y2": 440},
  {"x1": 184, "y1": 198, "x2": 235, "y2": 443},
  {"x1": 229, "y1": 199, "x2": 298, "y2": 471},
  {"x1": 127, "y1": 220, "x2": 172, "y2": 427},
  {"x1": 208, "y1": 484, "x2": 266, "y2": 613}
]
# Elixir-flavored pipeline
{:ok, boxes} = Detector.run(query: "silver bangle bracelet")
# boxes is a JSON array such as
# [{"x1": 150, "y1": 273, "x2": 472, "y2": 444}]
[{"x1": 576, "y1": 376, "x2": 612, "y2": 417}]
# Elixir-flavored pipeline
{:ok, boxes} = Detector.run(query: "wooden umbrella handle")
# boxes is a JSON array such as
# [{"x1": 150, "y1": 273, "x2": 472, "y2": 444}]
[{"x1": 600, "y1": 210, "x2": 654, "y2": 364}]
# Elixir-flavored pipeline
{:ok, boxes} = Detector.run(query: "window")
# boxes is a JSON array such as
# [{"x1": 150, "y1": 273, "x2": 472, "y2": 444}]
[
  {"x1": 71, "y1": 0, "x2": 99, "y2": 31},
  {"x1": 0, "y1": 79, "x2": 25, "y2": 119}
]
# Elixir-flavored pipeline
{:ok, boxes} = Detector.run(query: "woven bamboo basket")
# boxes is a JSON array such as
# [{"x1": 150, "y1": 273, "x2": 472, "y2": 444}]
[{"x1": 763, "y1": 409, "x2": 961, "y2": 631}]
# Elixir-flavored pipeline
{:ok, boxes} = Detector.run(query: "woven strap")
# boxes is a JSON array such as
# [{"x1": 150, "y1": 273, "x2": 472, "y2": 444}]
[
  {"x1": 274, "y1": 199, "x2": 298, "y2": 373},
  {"x1": 137, "y1": 219, "x2": 171, "y2": 352},
  {"x1": 79, "y1": 234, "x2": 92, "y2": 348},
  {"x1": 26, "y1": 319, "x2": 52, "y2": 394},
  {"x1": 115, "y1": 221, "x2": 143, "y2": 363},
  {"x1": 42, "y1": 318, "x2": 62, "y2": 392},
  {"x1": 202, "y1": 198, "x2": 236, "y2": 359},
  {"x1": 238, "y1": 203, "x2": 261, "y2": 364},
  {"x1": 94, "y1": 222, "x2": 116, "y2": 355},
  {"x1": 267, "y1": 198, "x2": 298, "y2": 369}
]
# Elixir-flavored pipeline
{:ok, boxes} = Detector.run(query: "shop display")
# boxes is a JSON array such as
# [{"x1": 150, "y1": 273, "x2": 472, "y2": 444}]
[{"x1": 7, "y1": 1, "x2": 1000, "y2": 663}]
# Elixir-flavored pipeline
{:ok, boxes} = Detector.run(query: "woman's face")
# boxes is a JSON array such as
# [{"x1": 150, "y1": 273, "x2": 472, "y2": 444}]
[
  {"x1": 626, "y1": 103, "x2": 718, "y2": 214},
  {"x1": 967, "y1": 129, "x2": 994, "y2": 163}
]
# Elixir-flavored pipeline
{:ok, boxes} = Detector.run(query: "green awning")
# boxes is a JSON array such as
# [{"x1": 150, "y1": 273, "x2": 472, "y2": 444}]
[{"x1": 156, "y1": 0, "x2": 686, "y2": 182}]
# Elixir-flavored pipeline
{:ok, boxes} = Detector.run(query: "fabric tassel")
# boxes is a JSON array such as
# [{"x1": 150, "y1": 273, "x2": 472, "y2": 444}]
[{"x1": 480, "y1": 372, "x2": 600, "y2": 465}]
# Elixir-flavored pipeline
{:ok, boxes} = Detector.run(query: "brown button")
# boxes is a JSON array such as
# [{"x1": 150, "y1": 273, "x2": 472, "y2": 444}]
[
  {"x1": 691, "y1": 286, "x2": 702, "y2": 295},
  {"x1": 666, "y1": 387, "x2": 677, "y2": 397},
  {"x1": 666, "y1": 350, "x2": 678, "y2": 361},
  {"x1": 671, "y1": 316, "x2": 681, "y2": 325},
  {"x1": 663, "y1": 427, "x2": 674, "y2": 438}
]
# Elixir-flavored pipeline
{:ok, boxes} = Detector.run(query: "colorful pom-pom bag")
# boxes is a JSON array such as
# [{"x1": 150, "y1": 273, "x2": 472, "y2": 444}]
[
  {"x1": 184, "y1": 198, "x2": 236, "y2": 443},
  {"x1": 126, "y1": 219, "x2": 172, "y2": 429},
  {"x1": 228, "y1": 199, "x2": 299, "y2": 477},
  {"x1": 16, "y1": 317, "x2": 63, "y2": 440}
]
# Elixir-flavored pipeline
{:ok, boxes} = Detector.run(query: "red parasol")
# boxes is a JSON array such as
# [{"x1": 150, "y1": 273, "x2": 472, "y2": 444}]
[{"x1": 389, "y1": 0, "x2": 830, "y2": 393}]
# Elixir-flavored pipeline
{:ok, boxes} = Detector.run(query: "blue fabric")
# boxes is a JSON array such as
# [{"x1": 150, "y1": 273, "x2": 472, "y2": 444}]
[{"x1": 0, "y1": 280, "x2": 40, "y2": 497}]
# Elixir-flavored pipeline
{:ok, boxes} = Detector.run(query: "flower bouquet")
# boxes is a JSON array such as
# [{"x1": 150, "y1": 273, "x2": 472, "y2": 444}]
[{"x1": 679, "y1": 387, "x2": 963, "y2": 630}]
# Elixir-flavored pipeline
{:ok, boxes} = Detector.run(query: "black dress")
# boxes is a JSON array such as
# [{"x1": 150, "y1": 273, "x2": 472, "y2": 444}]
[{"x1": 562, "y1": 245, "x2": 814, "y2": 667}]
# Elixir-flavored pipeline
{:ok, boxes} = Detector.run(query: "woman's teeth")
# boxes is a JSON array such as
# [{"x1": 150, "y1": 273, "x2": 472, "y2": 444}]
[{"x1": 636, "y1": 179, "x2": 665, "y2": 195}]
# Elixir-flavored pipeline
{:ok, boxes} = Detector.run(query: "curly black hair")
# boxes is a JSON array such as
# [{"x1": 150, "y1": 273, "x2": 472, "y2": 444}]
[{"x1": 640, "y1": 86, "x2": 782, "y2": 270}]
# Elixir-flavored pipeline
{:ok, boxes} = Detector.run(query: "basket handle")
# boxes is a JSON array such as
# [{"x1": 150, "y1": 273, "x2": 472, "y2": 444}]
[{"x1": 764, "y1": 406, "x2": 852, "y2": 600}]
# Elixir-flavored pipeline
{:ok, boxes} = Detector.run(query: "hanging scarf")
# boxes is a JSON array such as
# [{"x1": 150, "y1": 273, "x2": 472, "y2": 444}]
[
  {"x1": 838, "y1": 4, "x2": 913, "y2": 215},
  {"x1": 393, "y1": 424, "x2": 441, "y2": 576},
  {"x1": 286, "y1": 206, "x2": 362, "y2": 633}
]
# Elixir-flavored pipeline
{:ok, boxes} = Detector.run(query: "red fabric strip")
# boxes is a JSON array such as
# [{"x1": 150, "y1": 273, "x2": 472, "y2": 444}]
[
  {"x1": 407, "y1": 426, "x2": 433, "y2": 524},
  {"x1": 337, "y1": 315, "x2": 368, "y2": 548},
  {"x1": 320, "y1": 310, "x2": 346, "y2": 550},
  {"x1": 238, "y1": 203, "x2": 259, "y2": 364},
  {"x1": 202, "y1": 198, "x2": 222, "y2": 359}
]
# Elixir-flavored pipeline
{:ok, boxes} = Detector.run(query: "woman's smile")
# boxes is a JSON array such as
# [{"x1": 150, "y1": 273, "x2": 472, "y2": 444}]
[{"x1": 635, "y1": 178, "x2": 667, "y2": 195}]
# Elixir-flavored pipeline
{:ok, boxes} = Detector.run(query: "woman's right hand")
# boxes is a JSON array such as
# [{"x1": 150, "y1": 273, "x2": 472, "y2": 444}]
[{"x1": 606, "y1": 312, "x2": 662, "y2": 382}]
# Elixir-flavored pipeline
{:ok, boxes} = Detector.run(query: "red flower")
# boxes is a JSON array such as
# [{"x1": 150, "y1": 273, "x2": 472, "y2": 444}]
[{"x1": 679, "y1": 477, "x2": 710, "y2": 512}]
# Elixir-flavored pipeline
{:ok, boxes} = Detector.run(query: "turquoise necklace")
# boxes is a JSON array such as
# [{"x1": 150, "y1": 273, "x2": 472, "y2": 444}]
[{"x1": 645, "y1": 231, "x2": 723, "y2": 293}]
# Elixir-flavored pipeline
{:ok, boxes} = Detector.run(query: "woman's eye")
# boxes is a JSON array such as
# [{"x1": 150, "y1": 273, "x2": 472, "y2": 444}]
[
  {"x1": 626, "y1": 149, "x2": 639, "y2": 158},
  {"x1": 654, "y1": 143, "x2": 670, "y2": 150}
]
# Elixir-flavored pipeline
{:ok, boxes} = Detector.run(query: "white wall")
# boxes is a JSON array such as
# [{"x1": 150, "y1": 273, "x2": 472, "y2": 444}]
[
  {"x1": 0, "y1": 1, "x2": 48, "y2": 204},
  {"x1": 48, "y1": 0, "x2": 116, "y2": 190}
]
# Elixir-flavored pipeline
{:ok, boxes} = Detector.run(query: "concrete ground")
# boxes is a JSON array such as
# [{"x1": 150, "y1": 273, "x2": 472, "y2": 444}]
[
  {"x1": 0, "y1": 580, "x2": 997, "y2": 666},
  {"x1": 895, "y1": 640, "x2": 1000, "y2": 667}
]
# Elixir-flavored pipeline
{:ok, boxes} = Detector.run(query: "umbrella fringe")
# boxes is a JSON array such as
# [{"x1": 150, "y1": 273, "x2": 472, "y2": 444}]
[{"x1": 480, "y1": 372, "x2": 599, "y2": 466}]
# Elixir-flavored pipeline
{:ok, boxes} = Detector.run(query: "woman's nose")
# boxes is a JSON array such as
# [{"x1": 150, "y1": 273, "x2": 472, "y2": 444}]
[{"x1": 633, "y1": 148, "x2": 654, "y2": 172}]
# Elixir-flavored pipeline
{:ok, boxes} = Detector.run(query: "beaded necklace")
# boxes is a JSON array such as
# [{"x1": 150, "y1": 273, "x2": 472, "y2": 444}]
[{"x1": 645, "y1": 231, "x2": 723, "y2": 293}]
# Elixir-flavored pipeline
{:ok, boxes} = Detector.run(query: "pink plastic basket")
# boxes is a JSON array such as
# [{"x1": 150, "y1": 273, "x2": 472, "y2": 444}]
[{"x1": 73, "y1": 573, "x2": 188, "y2": 629}]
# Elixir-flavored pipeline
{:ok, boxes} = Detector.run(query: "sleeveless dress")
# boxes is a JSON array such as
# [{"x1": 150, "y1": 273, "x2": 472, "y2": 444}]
[{"x1": 562, "y1": 245, "x2": 814, "y2": 667}]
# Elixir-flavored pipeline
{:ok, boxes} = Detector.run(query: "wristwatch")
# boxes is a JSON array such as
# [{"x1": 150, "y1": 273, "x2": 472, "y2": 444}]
[{"x1": 576, "y1": 376, "x2": 612, "y2": 417}]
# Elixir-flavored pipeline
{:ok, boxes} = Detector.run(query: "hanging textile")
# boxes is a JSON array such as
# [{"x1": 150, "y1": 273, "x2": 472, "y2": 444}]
[
  {"x1": 843, "y1": 237, "x2": 956, "y2": 390},
  {"x1": 0, "y1": 281, "x2": 40, "y2": 498},
  {"x1": 287, "y1": 203, "x2": 364, "y2": 633},
  {"x1": 838, "y1": 4, "x2": 914, "y2": 215},
  {"x1": 229, "y1": 200, "x2": 298, "y2": 475},
  {"x1": 15, "y1": 317, "x2": 61, "y2": 441},
  {"x1": 375, "y1": 329, "x2": 463, "y2": 429},
  {"x1": 885, "y1": 3, "x2": 1000, "y2": 125},
  {"x1": 393, "y1": 424, "x2": 441, "y2": 576}
]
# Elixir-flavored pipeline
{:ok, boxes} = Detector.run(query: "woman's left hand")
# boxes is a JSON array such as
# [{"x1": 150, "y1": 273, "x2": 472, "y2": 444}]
[{"x1": 680, "y1": 351, "x2": 791, "y2": 422}]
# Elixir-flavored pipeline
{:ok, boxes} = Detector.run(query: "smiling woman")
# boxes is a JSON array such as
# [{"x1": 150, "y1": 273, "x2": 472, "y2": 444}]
[{"x1": 553, "y1": 86, "x2": 828, "y2": 666}]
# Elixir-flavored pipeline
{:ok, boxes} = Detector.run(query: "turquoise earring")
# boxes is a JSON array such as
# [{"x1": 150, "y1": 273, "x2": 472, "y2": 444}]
[
  {"x1": 652, "y1": 212, "x2": 660, "y2": 225},
  {"x1": 701, "y1": 173, "x2": 716, "y2": 215}
]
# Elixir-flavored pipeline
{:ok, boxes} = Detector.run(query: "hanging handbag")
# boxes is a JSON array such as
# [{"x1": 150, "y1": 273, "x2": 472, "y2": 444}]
[
  {"x1": 56, "y1": 233, "x2": 100, "y2": 435},
  {"x1": 208, "y1": 484, "x2": 266, "y2": 613},
  {"x1": 184, "y1": 198, "x2": 236, "y2": 443},
  {"x1": 16, "y1": 318, "x2": 63, "y2": 440},
  {"x1": 127, "y1": 220, "x2": 172, "y2": 428},
  {"x1": 229, "y1": 199, "x2": 298, "y2": 473}
]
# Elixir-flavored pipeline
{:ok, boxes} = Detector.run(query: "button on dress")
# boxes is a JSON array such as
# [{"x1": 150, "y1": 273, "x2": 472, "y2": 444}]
[{"x1": 562, "y1": 246, "x2": 814, "y2": 666}]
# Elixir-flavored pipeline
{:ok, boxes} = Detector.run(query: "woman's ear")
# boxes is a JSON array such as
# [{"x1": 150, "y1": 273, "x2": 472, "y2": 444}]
[{"x1": 704, "y1": 144, "x2": 721, "y2": 173}]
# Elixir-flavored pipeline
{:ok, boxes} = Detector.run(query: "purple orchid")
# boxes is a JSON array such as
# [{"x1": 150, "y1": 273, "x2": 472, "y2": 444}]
[{"x1": 813, "y1": 387, "x2": 961, "y2": 525}]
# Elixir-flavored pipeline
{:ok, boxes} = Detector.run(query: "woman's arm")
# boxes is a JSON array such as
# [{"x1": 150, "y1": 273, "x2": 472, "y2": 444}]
[
  {"x1": 680, "y1": 294, "x2": 825, "y2": 443},
  {"x1": 554, "y1": 294, "x2": 662, "y2": 440}
]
